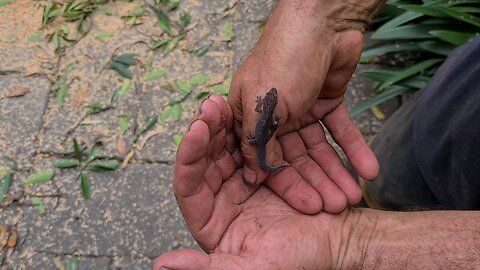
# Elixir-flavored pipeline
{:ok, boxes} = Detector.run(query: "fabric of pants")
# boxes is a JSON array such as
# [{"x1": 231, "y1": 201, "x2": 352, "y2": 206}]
[{"x1": 362, "y1": 36, "x2": 480, "y2": 211}]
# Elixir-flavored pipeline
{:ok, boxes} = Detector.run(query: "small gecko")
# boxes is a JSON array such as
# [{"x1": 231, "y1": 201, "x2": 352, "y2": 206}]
[{"x1": 248, "y1": 88, "x2": 289, "y2": 173}]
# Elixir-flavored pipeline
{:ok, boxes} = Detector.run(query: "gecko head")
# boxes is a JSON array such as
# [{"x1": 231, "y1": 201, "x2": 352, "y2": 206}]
[{"x1": 268, "y1": 87, "x2": 278, "y2": 98}]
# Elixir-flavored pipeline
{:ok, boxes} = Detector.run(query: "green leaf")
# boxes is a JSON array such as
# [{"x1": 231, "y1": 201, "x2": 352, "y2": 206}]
[
  {"x1": 27, "y1": 32, "x2": 44, "y2": 42},
  {"x1": 112, "y1": 54, "x2": 137, "y2": 66},
  {"x1": 141, "y1": 68, "x2": 167, "y2": 82},
  {"x1": 153, "y1": 7, "x2": 173, "y2": 35},
  {"x1": 119, "y1": 79, "x2": 132, "y2": 96},
  {"x1": 2, "y1": 155, "x2": 17, "y2": 170},
  {"x1": 162, "y1": 34, "x2": 185, "y2": 55},
  {"x1": 0, "y1": 0, "x2": 15, "y2": 7},
  {"x1": 429, "y1": 30, "x2": 474, "y2": 46},
  {"x1": 160, "y1": 106, "x2": 172, "y2": 123},
  {"x1": 360, "y1": 43, "x2": 420, "y2": 62},
  {"x1": 54, "y1": 159, "x2": 81, "y2": 168},
  {"x1": 87, "y1": 160, "x2": 119, "y2": 171},
  {"x1": 95, "y1": 5, "x2": 113, "y2": 15},
  {"x1": 350, "y1": 85, "x2": 412, "y2": 117},
  {"x1": 168, "y1": 91, "x2": 190, "y2": 106},
  {"x1": 434, "y1": 5, "x2": 480, "y2": 27},
  {"x1": 222, "y1": 21, "x2": 233, "y2": 41},
  {"x1": 196, "y1": 91, "x2": 209, "y2": 100},
  {"x1": 73, "y1": 138, "x2": 82, "y2": 162},
  {"x1": 87, "y1": 143, "x2": 103, "y2": 162},
  {"x1": 94, "y1": 31, "x2": 113, "y2": 40},
  {"x1": 399, "y1": 5, "x2": 446, "y2": 17},
  {"x1": 179, "y1": 11, "x2": 191, "y2": 29},
  {"x1": 80, "y1": 172, "x2": 91, "y2": 199},
  {"x1": 188, "y1": 75, "x2": 210, "y2": 86},
  {"x1": 56, "y1": 84, "x2": 69, "y2": 107},
  {"x1": 372, "y1": 24, "x2": 449, "y2": 40},
  {"x1": 375, "y1": 11, "x2": 423, "y2": 33},
  {"x1": 118, "y1": 114, "x2": 130, "y2": 133},
  {"x1": 66, "y1": 256, "x2": 79, "y2": 270},
  {"x1": 152, "y1": 37, "x2": 172, "y2": 49},
  {"x1": 87, "y1": 101, "x2": 111, "y2": 115},
  {"x1": 211, "y1": 85, "x2": 229, "y2": 95},
  {"x1": 0, "y1": 37, "x2": 16, "y2": 43},
  {"x1": 0, "y1": 173, "x2": 12, "y2": 203},
  {"x1": 31, "y1": 197, "x2": 46, "y2": 214},
  {"x1": 25, "y1": 170, "x2": 55, "y2": 185},
  {"x1": 377, "y1": 59, "x2": 443, "y2": 91},
  {"x1": 193, "y1": 41, "x2": 212, "y2": 56},
  {"x1": 109, "y1": 61, "x2": 133, "y2": 79},
  {"x1": 172, "y1": 103, "x2": 182, "y2": 122},
  {"x1": 172, "y1": 134, "x2": 183, "y2": 146},
  {"x1": 133, "y1": 114, "x2": 158, "y2": 142},
  {"x1": 176, "y1": 80, "x2": 192, "y2": 93},
  {"x1": 360, "y1": 70, "x2": 431, "y2": 89},
  {"x1": 418, "y1": 40, "x2": 455, "y2": 56}
]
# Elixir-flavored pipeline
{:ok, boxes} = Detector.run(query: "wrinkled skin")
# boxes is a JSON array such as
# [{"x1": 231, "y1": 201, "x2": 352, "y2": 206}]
[
  {"x1": 228, "y1": 1, "x2": 378, "y2": 214},
  {"x1": 153, "y1": 96, "x2": 357, "y2": 270}
]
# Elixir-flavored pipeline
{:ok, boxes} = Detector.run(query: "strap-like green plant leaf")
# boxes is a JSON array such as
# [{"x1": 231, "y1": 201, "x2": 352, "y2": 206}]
[
  {"x1": 429, "y1": 30, "x2": 475, "y2": 46},
  {"x1": 373, "y1": 24, "x2": 450, "y2": 40},
  {"x1": 418, "y1": 40, "x2": 456, "y2": 55},
  {"x1": 360, "y1": 70, "x2": 431, "y2": 89},
  {"x1": 360, "y1": 43, "x2": 420, "y2": 62},
  {"x1": 350, "y1": 85, "x2": 411, "y2": 117},
  {"x1": 400, "y1": 5, "x2": 446, "y2": 17},
  {"x1": 377, "y1": 59, "x2": 443, "y2": 91},
  {"x1": 434, "y1": 6, "x2": 480, "y2": 27},
  {"x1": 375, "y1": 11, "x2": 423, "y2": 33}
]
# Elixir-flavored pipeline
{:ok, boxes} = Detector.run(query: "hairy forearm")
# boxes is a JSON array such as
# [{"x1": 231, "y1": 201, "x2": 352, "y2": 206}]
[
  {"x1": 277, "y1": 0, "x2": 386, "y2": 32},
  {"x1": 344, "y1": 208, "x2": 480, "y2": 269}
]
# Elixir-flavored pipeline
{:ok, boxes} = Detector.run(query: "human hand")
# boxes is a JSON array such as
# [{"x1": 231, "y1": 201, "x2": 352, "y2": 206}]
[
  {"x1": 228, "y1": 0, "x2": 382, "y2": 212},
  {"x1": 153, "y1": 95, "x2": 368, "y2": 270}
]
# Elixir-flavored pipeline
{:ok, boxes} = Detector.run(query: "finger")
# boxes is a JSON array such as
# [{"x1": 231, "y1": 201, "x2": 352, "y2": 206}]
[
  {"x1": 265, "y1": 164, "x2": 323, "y2": 214},
  {"x1": 153, "y1": 249, "x2": 252, "y2": 270},
  {"x1": 322, "y1": 103, "x2": 379, "y2": 180},
  {"x1": 173, "y1": 120, "x2": 215, "y2": 233},
  {"x1": 197, "y1": 98, "x2": 237, "y2": 185},
  {"x1": 279, "y1": 131, "x2": 347, "y2": 213},
  {"x1": 299, "y1": 123, "x2": 362, "y2": 206}
]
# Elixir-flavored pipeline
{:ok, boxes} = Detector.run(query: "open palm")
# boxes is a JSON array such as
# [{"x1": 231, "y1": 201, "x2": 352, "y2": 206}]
[{"x1": 153, "y1": 96, "x2": 350, "y2": 270}]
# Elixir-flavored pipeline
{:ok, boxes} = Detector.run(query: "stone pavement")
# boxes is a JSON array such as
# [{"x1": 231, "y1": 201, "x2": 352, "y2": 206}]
[{"x1": 0, "y1": 0, "x2": 389, "y2": 269}]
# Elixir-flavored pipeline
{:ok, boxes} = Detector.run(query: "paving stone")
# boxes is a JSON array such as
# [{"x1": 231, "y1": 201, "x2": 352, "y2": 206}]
[
  {"x1": 15, "y1": 163, "x2": 197, "y2": 261},
  {"x1": 0, "y1": 2, "x2": 58, "y2": 76},
  {"x1": 110, "y1": 256, "x2": 153, "y2": 270},
  {"x1": 0, "y1": 76, "x2": 51, "y2": 165},
  {"x1": 4, "y1": 253, "x2": 110, "y2": 270}
]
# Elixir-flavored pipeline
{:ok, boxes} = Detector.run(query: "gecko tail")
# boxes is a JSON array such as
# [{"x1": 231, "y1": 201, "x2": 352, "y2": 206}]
[{"x1": 261, "y1": 163, "x2": 289, "y2": 173}]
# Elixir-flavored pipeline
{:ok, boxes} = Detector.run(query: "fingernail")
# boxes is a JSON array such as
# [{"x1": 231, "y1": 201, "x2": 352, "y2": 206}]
[
  {"x1": 244, "y1": 167, "x2": 257, "y2": 184},
  {"x1": 196, "y1": 98, "x2": 208, "y2": 116},
  {"x1": 188, "y1": 119, "x2": 200, "y2": 131}
]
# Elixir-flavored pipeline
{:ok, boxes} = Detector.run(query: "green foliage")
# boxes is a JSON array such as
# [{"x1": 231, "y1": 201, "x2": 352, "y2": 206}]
[{"x1": 353, "y1": 0, "x2": 480, "y2": 116}]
